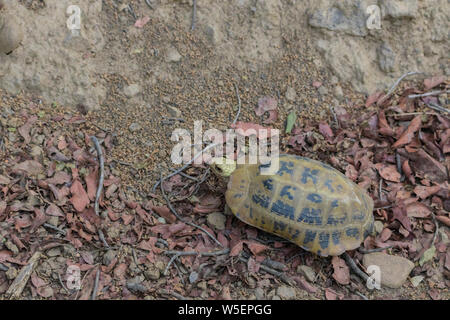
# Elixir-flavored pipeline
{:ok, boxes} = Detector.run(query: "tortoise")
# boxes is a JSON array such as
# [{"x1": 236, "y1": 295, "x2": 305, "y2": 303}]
[{"x1": 221, "y1": 154, "x2": 375, "y2": 279}]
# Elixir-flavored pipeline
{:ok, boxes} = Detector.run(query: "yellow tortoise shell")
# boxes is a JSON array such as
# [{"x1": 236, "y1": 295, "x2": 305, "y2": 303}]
[{"x1": 225, "y1": 154, "x2": 374, "y2": 257}]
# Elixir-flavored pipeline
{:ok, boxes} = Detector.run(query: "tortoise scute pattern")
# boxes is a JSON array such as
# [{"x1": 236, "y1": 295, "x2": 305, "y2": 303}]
[{"x1": 225, "y1": 154, "x2": 374, "y2": 257}]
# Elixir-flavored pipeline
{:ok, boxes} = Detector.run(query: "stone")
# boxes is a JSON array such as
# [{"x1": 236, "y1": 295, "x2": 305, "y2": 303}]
[
  {"x1": 318, "y1": 86, "x2": 328, "y2": 95},
  {"x1": 30, "y1": 146, "x2": 43, "y2": 158},
  {"x1": 0, "y1": 10, "x2": 23, "y2": 54},
  {"x1": 374, "y1": 220, "x2": 384, "y2": 234},
  {"x1": 123, "y1": 84, "x2": 141, "y2": 98},
  {"x1": 377, "y1": 43, "x2": 396, "y2": 73},
  {"x1": 47, "y1": 216, "x2": 59, "y2": 227},
  {"x1": 276, "y1": 285, "x2": 296, "y2": 300},
  {"x1": 285, "y1": 86, "x2": 296, "y2": 101},
  {"x1": 103, "y1": 250, "x2": 116, "y2": 266},
  {"x1": 126, "y1": 276, "x2": 147, "y2": 293},
  {"x1": 207, "y1": 212, "x2": 226, "y2": 230},
  {"x1": 46, "y1": 247, "x2": 61, "y2": 257},
  {"x1": 155, "y1": 260, "x2": 166, "y2": 273},
  {"x1": 254, "y1": 287, "x2": 265, "y2": 300},
  {"x1": 5, "y1": 240, "x2": 18, "y2": 255},
  {"x1": 167, "y1": 106, "x2": 182, "y2": 118},
  {"x1": 334, "y1": 85, "x2": 344, "y2": 100},
  {"x1": 297, "y1": 265, "x2": 316, "y2": 283},
  {"x1": 129, "y1": 122, "x2": 141, "y2": 132},
  {"x1": 166, "y1": 46, "x2": 182, "y2": 62},
  {"x1": 363, "y1": 252, "x2": 415, "y2": 288},
  {"x1": 5, "y1": 266, "x2": 17, "y2": 280},
  {"x1": 144, "y1": 266, "x2": 160, "y2": 280},
  {"x1": 410, "y1": 275, "x2": 424, "y2": 287},
  {"x1": 380, "y1": 0, "x2": 418, "y2": 19},
  {"x1": 272, "y1": 295, "x2": 281, "y2": 300},
  {"x1": 308, "y1": 4, "x2": 367, "y2": 37},
  {"x1": 157, "y1": 217, "x2": 166, "y2": 224},
  {"x1": 197, "y1": 281, "x2": 207, "y2": 290}
]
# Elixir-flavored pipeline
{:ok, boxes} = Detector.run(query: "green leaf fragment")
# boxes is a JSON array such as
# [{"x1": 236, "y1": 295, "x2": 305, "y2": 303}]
[
  {"x1": 419, "y1": 245, "x2": 436, "y2": 266},
  {"x1": 285, "y1": 111, "x2": 296, "y2": 134}
]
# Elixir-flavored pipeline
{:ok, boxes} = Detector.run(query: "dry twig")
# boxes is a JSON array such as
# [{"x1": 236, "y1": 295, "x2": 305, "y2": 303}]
[
  {"x1": 90, "y1": 136, "x2": 109, "y2": 248},
  {"x1": 378, "y1": 71, "x2": 422, "y2": 105}
]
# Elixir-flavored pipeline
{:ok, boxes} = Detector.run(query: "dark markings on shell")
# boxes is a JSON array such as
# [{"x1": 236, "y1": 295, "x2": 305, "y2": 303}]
[
  {"x1": 363, "y1": 222, "x2": 374, "y2": 238},
  {"x1": 301, "y1": 167, "x2": 319, "y2": 185},
  {"x1": 331, "y1": 231, "x2": 341, "y2": 245},
  {"x1": 280, "y1": 185, "x2": 295, "y2": 200},
  {"x1": 331, "y1": 199, "x2": 339, "y2": 208},
  {"x1": 327, "y1": 213, "x2": 347, "y2": 226},
  {"x1": 352, "y1": 211, "x2": 365, "y2": 221},
  {"x1": 273, "y1": 220, "x2": 286, "y2": 232},
  {"x1": 271, "y1": 200, "x2": 295, "y2": 220},
  {"x1": 346, "y1": 227, "x2": 360, "y2": 239},
  {"x1": 233, "y1": 193, "x2": 243, "y2": 199},
  {"x1": 297, "y1": 207, "x2": 322, "y2": 225},
  {"x1": 262, "y1": 178, "x2": 273, "y2": 191},
  {"x1": 277, "y1": 161, "x2": 294, "y2": 177},
  {"x1": 319, "y1": 232, "x2": 329, "y2": 249},
  {"x1": 291, "y1": 229, "x2": 300, "y2": 240},
  {"x1": 304, "y1": 230, "x2": 316, "y2": 244},
  {"x1": 307, "y1": 193, "x2": 322, "y2": 203},
  {"x1": 252, "y1": 194, "x2": 270, "y2": 208},
  {"x1": 324, "y1": 179, "x2": 334, "y2": 192}
]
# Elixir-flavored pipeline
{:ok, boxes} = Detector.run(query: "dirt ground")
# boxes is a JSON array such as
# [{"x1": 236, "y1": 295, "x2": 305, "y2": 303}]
[{"x1": 0, "y1": 0, "x2": 449, "y2": 300}]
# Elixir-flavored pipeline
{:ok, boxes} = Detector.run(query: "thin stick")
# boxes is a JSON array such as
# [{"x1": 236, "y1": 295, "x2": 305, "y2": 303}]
[
  {"x1": 358, "y1": 245, "x2": 393, "y2": 254},
  {"x1": 145, "y1": 0, "x2": 153, "y2": 9},
  {"x1": 58, "y1": 273, "x2": 70, "y2": 294},
  {"x1": 160, "y1": 289, "x2": 187, "y2": 300},
  {"x1": 91, "y1": 268, "x2": 101, "y2": 300},
  {"x1": 378, "y1": 71, "x2": 422, "y2": 105},
  {"x1": 238, "y1": 256, "x2": 293, "y2": 285},
  {"x1": 43, "y1": 223, "x2": 67, "y2": 235},
  {"x1": 163, "y1": 249, "x2": 229, "y2": 275},
  {"x1": 431, "y1": 213, "x2": 439, "y2": 246},
  {"x1": 160, "y1": 174, "x2": 223, "y2": 248},
  {"x1": 329, "y1": 105, "x2": 339, "y2": 128},
  {"x1": 127, "y1": 4, "x2": 137, "y2": 20},
  {"x1": 173, "y1": 260, "x2": 185, "y2": 285},
  {"x1": 90, "y1": 136, "x2": 109, "y2": 248},
  {"x1": 164, "y1": 253, "x2": 181, "y2": 276},
  {"x1": 170, "y1": 168, "x2": 198, "y2": 181},
  {"x1": 162, "y1": 116, "x2": 185, "y2": 122},
  {"x1": 164, "y1": 249, "x2": 230, "y2": 257},
  {"x1": 408, "y1": 90, "x2": 449, "y2": 99},
  {"x1": 233, "y1": 83, "x2": 242, "y2": 125},
  {"x1": 190, "y1": 0, "x2": 197, "y2": 31},
  {"x1": 424, "y1": 102, "x2": 450, "y2": 114},
  {"x1": 386, "y1": 112, "x2": 438, "y2": 117}
]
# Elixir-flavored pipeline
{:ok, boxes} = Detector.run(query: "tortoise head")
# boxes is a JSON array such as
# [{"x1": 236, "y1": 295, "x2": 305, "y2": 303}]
[{"x1": 210, "y1": 157, "x2": 236, "y2": 178}]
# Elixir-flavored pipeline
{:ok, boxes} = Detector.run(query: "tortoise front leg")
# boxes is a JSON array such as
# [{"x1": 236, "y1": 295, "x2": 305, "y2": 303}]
[{"x1": 342, "y1": 252, "x2": 370, "y2": 284}]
